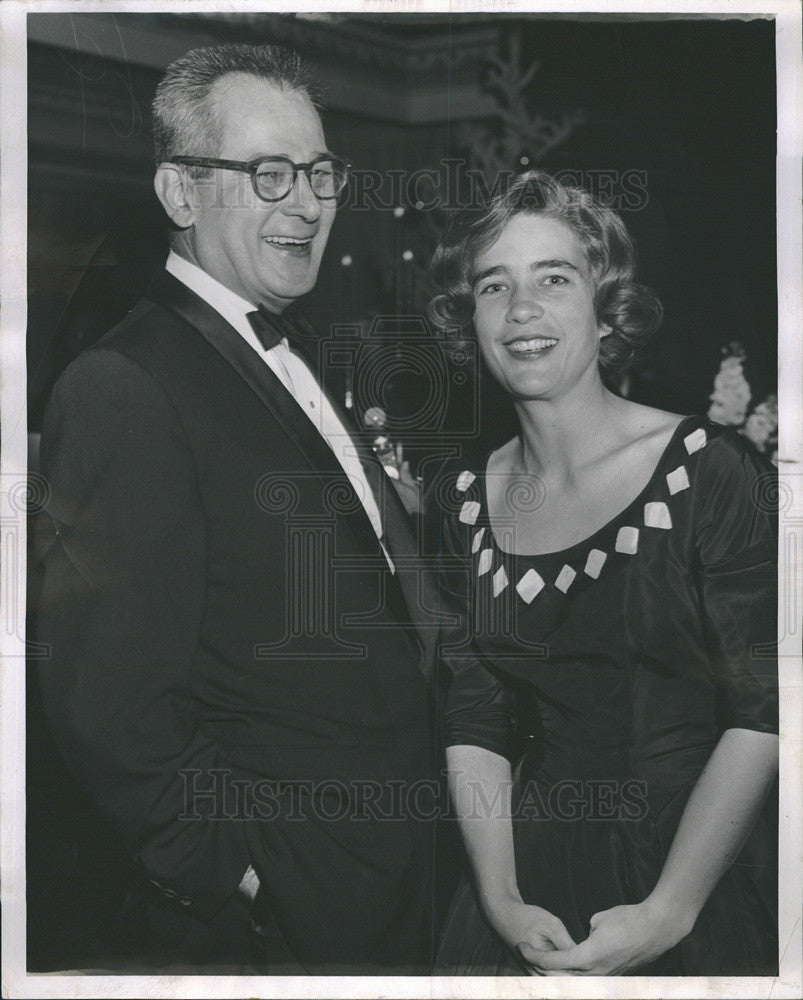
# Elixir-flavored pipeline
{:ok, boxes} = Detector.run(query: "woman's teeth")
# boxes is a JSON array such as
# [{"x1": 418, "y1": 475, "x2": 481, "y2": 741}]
[{"x1": 506, "y1": 337, "x2": 558, "y2": 354}]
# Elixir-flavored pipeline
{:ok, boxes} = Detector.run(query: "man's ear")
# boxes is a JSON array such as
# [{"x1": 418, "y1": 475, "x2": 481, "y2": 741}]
[{"x1": 154, "y1": 165, "x2": 196, "y2": 229}]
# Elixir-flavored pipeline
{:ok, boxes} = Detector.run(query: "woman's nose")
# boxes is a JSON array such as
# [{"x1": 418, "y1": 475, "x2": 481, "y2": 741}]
[{"x1": 506, "y1": 292, "x2": 544, "y2": 324}]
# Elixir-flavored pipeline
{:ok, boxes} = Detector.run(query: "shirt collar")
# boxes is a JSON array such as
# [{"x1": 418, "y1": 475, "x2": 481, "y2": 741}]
[{"x1": 165, "y1": 250, "x2": 265, "y2": 343}]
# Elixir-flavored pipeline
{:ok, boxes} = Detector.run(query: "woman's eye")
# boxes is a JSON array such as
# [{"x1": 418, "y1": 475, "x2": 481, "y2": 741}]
[
  {"x1": 478, "y1": 282, "x2": 506, "y2": 296},
  {"x1": 543, "y1": 274, "x2": 568, "y2": 286}
]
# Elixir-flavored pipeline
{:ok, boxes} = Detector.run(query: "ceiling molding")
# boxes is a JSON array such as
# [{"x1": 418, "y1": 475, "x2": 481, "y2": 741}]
[
  {"x1": 27, "y1": 12, "x2": 501, "y2": 124},
  {"x1": 186, "y1": 12, "x2": 500, "y2": 81}
]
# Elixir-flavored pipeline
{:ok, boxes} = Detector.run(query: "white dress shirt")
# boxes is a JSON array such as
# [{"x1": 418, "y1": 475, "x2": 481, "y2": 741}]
[{"x1": 165, "y1": 251, "x2": 393, "y2": 570}]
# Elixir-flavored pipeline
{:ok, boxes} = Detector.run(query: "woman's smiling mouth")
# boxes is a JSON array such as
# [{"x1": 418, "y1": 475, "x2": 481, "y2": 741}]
[{"x1": 504, "y1": 336, "x2": 559, "y2": 357}]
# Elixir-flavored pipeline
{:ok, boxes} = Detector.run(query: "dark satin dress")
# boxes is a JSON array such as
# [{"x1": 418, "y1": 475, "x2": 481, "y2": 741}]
[{"x1": 437, "y1": 416, "x2": 778, "y2": 975}]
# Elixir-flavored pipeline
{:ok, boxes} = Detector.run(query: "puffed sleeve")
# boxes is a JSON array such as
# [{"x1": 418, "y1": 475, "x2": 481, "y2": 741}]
[
  {"x1": 693, "y1": 428, "x2": 778, "y2": 734},
  {"x1": 429, "y1": 467, "x2": 519, "y2": 762}
]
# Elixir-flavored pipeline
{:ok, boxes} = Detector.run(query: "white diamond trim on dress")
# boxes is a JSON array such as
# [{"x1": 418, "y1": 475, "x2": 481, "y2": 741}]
[
  {"x1": 459, "y1": 500, "x2": 481, "y2": 525},
  {"x1": 456, "y1": 470, "x2": 476, "y2": 492},
  {"x1": 477, "y1": 548, "x2": 493, "y2": 576},
  {"x1": 615, "y1": 526, "x2": 639, "y2": 554},
  {"x1": 584, "y1": 549, "x2": 607, "y2": 578},
  {"x1": 644, "y1": 501, "x2": 672, "y2": 530},
  {"x1": 666, "y1": 465, "x2": 690, "y2": 495},
  {"x1": 683, "y1": 427, "x2": 707, "y2": 455},
  {"x1": 516, "y1": 567, "x2": 545, "y2": 603},
  {"x1": 555, "y1": 564, "x2": 577, "y2": 593},
  {"x1": 471, "y1": 527, "x2": 486, "y2": 553},
  {"x1": 492, "y1": 565, "x2": 509, "y2": 597}
]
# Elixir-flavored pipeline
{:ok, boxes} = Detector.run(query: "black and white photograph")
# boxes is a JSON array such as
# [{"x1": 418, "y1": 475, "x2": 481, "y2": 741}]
[{"x1": 1, "y1": 2, "x2": 801, "y2": 997}]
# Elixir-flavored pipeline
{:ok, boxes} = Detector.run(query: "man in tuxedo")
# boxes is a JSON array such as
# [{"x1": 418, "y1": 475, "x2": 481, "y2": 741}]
[{"x1": 33, "y1": 43, "x2": 439, "y2": 973}]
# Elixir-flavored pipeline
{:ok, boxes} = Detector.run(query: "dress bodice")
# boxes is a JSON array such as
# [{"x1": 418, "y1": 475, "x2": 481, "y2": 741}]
[{"x1": 440, "y1": 415, "x2": 778, "y2": 799}]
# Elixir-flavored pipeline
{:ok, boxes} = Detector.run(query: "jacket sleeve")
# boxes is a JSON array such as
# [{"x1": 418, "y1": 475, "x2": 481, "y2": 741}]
[{"x1": 34, "y1": 347, "x2": 252, "y2": 918}]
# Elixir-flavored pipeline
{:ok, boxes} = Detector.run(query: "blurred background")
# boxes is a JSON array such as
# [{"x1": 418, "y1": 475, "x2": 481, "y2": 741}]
[
  {"x1": 26, "y1": 10, "x2": 777, "y2": 971},
  {"x1": 28, "y1": 11, "x2": 777, "y2": 459}
]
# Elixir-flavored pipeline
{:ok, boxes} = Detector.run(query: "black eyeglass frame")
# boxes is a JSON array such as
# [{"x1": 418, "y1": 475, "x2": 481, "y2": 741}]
[{"x1": 168, "y1": 153, "x2": 352, "y2": 202}]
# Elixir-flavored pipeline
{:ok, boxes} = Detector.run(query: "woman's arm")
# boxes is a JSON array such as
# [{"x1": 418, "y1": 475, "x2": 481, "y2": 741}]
[
  {"x1": 646, "y1": 726, "x2": 777, "y2": 928},
  {"x1": 447, "y1": 745, "x2": 518, "y2": 911},
  {"x1": 447, "y1": 744, "x2": 576, "y2": 963},
  {"x1": 526, "y1": 727, "x2": 778, "y2": 975}
]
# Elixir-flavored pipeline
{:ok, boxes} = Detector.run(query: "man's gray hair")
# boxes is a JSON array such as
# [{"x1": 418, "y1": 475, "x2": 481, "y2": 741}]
[{"x1": 152, "y1": 43, "x2": 319, "y2": 176}]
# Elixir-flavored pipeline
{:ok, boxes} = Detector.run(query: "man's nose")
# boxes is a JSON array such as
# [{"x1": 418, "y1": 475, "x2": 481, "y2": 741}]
[
  {"x1": 280, "y1": 170, "x2": 323, "y2": 222},
  {"x1": 506, "y1": 291, "x2": 545, "y2": 324}
]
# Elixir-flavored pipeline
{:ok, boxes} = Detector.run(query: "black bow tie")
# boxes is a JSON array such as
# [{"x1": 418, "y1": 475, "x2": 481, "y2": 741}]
[{"x1": 247, "y1": 303, "x2": 290, "y2": 351}]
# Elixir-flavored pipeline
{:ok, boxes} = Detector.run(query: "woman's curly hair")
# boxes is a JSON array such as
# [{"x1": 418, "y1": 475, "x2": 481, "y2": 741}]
[{"x1": 429, "y1": 171, "x2": 663, "y2": 379}]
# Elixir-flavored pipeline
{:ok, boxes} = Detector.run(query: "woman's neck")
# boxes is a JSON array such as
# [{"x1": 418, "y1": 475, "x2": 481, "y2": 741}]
[{"x1": 512, "y1": 379, "x2": 627, "y2": 483}]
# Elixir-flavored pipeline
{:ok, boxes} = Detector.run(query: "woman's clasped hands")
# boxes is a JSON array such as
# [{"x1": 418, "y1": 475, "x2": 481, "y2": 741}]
[
  {"x1": 487, "y1": 895, "x2": 575, "y2": 973},
  {"x1": 499, "y1": 897, "x2": 693, "y2": 976}
]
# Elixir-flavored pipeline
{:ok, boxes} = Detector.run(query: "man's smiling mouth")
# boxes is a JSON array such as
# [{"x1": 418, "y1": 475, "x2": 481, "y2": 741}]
[{"x1": 262, "y1": 236, "x2": 313, "y2": 248}]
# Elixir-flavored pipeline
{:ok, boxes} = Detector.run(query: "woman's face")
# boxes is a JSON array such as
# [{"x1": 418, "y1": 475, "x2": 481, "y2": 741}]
[{"x1": 471, "y1": 213, "x2": 610, "y2": 402}]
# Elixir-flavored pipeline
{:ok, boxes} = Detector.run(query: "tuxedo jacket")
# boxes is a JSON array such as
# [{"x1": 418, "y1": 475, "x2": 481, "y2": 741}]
[{"x1": 33, "y1": 270, "x2": 442, "y2": 972}]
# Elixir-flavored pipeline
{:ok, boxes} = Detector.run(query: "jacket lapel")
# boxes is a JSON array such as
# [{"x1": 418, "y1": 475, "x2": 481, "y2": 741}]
[
  {"x1": 144, "y1": 270, "x2": 383, "y2": 559},
  {"x1": 320, "y1": 372, "x2": 440, "y2": 683}
]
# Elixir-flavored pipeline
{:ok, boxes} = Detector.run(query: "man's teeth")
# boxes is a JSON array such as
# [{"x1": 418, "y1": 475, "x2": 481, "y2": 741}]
[
  {"x1": 263, "y1": 236, "x2": 311, "y2": 245},
  {"x1": 507, "y1": 337, "x2": 558, "y2": 353}
]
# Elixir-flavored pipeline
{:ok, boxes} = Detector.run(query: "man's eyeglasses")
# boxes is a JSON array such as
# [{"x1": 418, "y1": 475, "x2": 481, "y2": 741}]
[{"x1": 169, "y1": 154, "x2": 351, "y2": 203}]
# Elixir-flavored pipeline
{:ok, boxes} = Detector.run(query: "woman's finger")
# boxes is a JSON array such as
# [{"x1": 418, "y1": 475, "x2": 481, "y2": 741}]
[
  {"x1": 526, "y1": 941, "x2": 588, "y2": 973},
  {"x1": 548, "y1": 919, "x2": 577, "y2": 951},
  {"x1": 517, "y1": 942, "x2": 552, "y2": 974},
  {"x1": 524, "y1": 948, "x2": 569, "y2": 973},
  {"x1": 588, "y1": 908, "x2": 610, "y2": 930},
  {"x1": 518, "y1": 951, "x2": 541, "y2": 977},
  {"x1": 517, "y1": 941, "x2": 540, "y2": 964}
]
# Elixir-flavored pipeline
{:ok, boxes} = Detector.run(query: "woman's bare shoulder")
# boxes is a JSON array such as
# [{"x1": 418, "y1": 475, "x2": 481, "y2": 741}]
[
  {"x1": 486, "y1": 436, "x2": 520, "y2": 477},
  {"x1": 623, "y1": 402, "x2": 687, "y2": 449}
]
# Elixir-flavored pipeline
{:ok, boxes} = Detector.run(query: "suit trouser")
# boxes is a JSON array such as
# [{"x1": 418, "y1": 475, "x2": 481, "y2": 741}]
[{"x1": 142, "y1": 892, "x2": 307, "y2": 974}]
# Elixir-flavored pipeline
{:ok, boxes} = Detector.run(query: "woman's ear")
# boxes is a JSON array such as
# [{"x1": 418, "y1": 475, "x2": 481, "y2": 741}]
[
  {"x1": 598, "y1": 322, "x2": 613, "y2": 339},
  {"x1": 154, "y1": 165, "x2": 196, "y2": 229}
]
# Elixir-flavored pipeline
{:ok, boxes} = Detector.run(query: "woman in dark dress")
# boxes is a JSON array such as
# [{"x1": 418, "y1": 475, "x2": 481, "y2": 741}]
[{"x1": 430, "y1": 172, "x2": 778, "y2": 976}]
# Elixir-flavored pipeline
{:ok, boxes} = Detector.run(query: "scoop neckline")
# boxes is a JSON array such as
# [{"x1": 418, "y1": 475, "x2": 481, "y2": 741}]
[{"x1": 477, "y1": 413, "x2": 698, "y2": 560}]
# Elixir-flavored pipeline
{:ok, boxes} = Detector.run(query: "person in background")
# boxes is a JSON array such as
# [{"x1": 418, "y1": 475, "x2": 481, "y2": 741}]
[{"x1": 430, "y1": 171, "x2": 778, "y2": 976}]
